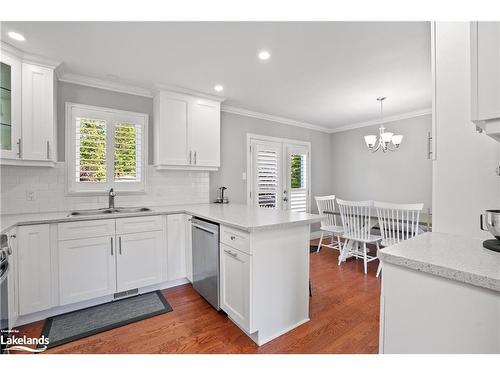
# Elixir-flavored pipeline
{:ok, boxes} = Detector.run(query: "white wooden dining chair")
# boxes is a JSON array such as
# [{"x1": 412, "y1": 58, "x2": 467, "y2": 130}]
[
  {"x1": 315, "y1": 195, "x2": 344, "y2": 253},
  {"x1": 374, "y1": 201, "x2": 424, "y2": 277},
  {"x1": 337, "y1": 199, "x2": 381, "y2": 274}
]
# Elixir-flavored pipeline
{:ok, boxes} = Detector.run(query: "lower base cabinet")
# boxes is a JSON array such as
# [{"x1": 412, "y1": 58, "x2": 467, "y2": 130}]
[
  {"x1": 220, "y1": 243, "x2": 251, "y2": 332},
  {"x1": 59, "y1": 236, "x2": 116, "y2": 305},
  {"x1": 116, "y1": 231, "x2": 164, "y2": 292},
  {"x1": 17, "y1": 224, "x2": 52, "y2": 315}
]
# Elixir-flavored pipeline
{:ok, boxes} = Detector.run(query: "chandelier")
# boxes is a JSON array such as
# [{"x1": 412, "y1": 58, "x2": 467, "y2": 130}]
[{"x1": 364, "y1": 97, "x2": 403, "y2": 152}]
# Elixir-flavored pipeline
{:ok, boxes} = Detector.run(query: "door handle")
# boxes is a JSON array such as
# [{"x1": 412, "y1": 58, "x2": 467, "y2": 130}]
[
  {"x1": 119, "y1": 236, "x2": 122, "y2": 255},
  {"x1": 110, "y1": 237, "x2": 114, "y2": 256}
]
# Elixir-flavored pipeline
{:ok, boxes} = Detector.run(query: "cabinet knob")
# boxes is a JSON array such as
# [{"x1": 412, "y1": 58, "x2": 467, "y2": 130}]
[{"x1": 230, "y1": 236, "x2": 236, "y2": 240}]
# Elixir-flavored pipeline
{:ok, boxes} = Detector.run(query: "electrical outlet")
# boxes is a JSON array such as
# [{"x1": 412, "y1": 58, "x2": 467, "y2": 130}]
[
  {"x1": 26, "y1": 190, "x2": 36, "y2": 201},
  {"x1": 242, "y1": 172, "x2": 247, "y2": 181}
]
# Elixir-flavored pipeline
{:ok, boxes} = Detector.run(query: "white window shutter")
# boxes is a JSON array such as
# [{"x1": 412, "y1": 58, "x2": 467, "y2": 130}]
[
  {"x1": 114, "y1": 122, "x2": 142, "y2": 182},
  {"x1": 252, "y1": 141, "x2": 282, "y2": 209},
  {"x1": 75, "y1": 117, "x2": 107, "y2": 182}
]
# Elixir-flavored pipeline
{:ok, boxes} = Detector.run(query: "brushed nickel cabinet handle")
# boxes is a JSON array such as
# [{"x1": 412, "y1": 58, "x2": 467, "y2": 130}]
[
  {"x1": 110, "y1": 237, "x2": 114, "y2": 256},
  {"x1": 194, "y1": 151, "x2": 197, "y2": 164},
  {"x1": 46, "y1": 141, "x2": 50, "y2": 160},
  {"x1": 224, "y1": 249, "x2": 238, "y2": 258},
  {"x1": 119, "y1": 236, "x2": 122, "y2": 255},
  {"x1": 17, "y1": 138, "x2": 22, "y2": 158},
  {"x1": 189, "y1": 150, "x2": 192, "y2": 164}
]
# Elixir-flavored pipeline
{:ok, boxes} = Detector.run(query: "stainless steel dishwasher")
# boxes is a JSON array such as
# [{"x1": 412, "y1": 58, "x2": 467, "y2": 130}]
[{"x1": 191, "y1": 217, "x2": 220, "y2": 310}]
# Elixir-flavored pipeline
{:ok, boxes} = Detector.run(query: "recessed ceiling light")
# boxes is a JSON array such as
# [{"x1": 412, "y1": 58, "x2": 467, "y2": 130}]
[
  {"x1": 258, "y1": 50, "x2": 271, "y2": 61},
  {"x1": 214, "y1": 85, "x2": 224, "y2": 92},
  {"x1": 7, "y1": 31, "x2": 25, "y2": 41}
]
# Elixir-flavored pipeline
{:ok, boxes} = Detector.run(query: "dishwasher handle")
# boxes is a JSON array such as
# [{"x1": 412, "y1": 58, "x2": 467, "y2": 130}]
[{"x1": 192, "y1": 223, "x2": 217, "y2": 235}]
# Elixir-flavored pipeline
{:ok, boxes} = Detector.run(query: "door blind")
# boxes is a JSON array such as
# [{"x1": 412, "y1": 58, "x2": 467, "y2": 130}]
[
  {"x1": 289, "y1": 154, "x2": 308, "y2": 212},
  {"x1": 75, "y1": 117, "x2": 107, "y2": 182},
  {"x1": 255, "y1": 147, "x2": 279, "y2": 208}
]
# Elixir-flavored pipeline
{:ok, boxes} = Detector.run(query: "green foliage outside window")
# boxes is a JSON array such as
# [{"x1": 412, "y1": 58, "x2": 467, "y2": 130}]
[
  {"x1": 79, "y1": 118, "x2": 106, "y2": 182},
  {"x1": 290, "y1": 154, "x2": 304, "y2": 189},
  {"x1": 115, "y1": 124, "x2": 137, "y2": 181}
]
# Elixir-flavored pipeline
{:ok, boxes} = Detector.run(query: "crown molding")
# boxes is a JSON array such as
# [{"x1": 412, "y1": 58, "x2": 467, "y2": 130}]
[
  {"x1": 1, "y1": 40, "x2": 61, "y2": 68},
  {"x1": 153, "y1": 83, "x2": 225, "y2": 102},
  {"x1": 58, "y1": 72, "x2": 154, "y2": 98},
  {"x1": 221, "y1": 105, "x2": 332, "y2": 133},
  {"x1": 330, "y1": 107, "x2": 432, "y2": 134}
]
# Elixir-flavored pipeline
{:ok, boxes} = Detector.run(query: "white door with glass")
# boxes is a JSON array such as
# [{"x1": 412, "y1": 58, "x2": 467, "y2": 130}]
[{"x1": 249, "y1": 136, "x2": 310, "y2": 212}]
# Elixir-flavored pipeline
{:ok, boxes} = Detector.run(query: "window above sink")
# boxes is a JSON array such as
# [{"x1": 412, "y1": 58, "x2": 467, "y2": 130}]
[{"x1": 65, "y1": 103, "x2": 148, "y2": 194}]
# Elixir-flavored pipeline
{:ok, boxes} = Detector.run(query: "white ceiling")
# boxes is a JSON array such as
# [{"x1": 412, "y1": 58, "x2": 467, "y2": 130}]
[{"x1": 1, "y1": 21, "x2": 431, "y2": 130}]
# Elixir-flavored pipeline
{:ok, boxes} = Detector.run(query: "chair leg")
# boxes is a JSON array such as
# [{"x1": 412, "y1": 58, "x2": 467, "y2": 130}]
[
  {"x1": 336, "y1": 235, "x2": 341, "y2": 251},
  {"x1": 376, "y1": 262, "x2": 382, "y2": 278},
  {"x1": 338, "y1": 240, "x2": 347, "y2": 265},
  {"x1": 376, "y1": 242, "x2": 382, "y2": 277},
  {"x1": 316, "y1": 232, "x2": 324, "y2": 252},
  {"x1": 363, "y1": 243, "x2": 368, "y2": 274}
]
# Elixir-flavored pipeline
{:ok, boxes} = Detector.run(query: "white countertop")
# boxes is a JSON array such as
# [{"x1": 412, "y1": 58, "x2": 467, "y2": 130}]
[
  {"x1": 0, "y1": 203, "x2": 323, "y2": 234},
  {"x1": 379, "y1": 232, "x2": 500, "y2": 292}
]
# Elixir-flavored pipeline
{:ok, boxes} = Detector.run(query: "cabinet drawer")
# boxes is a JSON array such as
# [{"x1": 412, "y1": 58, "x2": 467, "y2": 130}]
[
  {"x1": 116, "y1": 215, "x2": 163, "y2": 234},
  {"x1": 220, "y1": 225, "x2": 250, "y2": 253},
  {"x1": 59, "y1": 219, "x2": 115, "y2": 240}
]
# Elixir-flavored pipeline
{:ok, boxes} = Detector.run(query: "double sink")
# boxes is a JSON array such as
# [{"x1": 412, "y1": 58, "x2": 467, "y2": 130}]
[{"x1": 68, "y1": 207, "x2": 151, "y2": 217}]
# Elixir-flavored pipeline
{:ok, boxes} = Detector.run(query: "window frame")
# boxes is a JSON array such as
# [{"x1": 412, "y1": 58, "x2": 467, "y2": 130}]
[{"x1": 65, "y1": 102, "x2": 148, "y2": 195}]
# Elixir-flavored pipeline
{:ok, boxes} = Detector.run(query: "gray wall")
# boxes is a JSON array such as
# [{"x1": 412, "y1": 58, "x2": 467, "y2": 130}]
[
  {"x1": 330, "y1": 114, "x2": 432, "y2": 210},
  {"x1": 210, "y1": 112, "x2": 333, "y2": 217},
  {"x1": 57, "y1": 81, "x2": 154, "y2": 163}
]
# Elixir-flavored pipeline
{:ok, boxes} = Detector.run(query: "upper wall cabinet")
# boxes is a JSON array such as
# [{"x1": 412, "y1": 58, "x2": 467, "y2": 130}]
[
  {"x1": 0, "y1": 43, "x2": 59, "y2": 167},
  {"x1": 153, "y1": 89, "x2": 222, "y2": 171},
  {"x1": 471, "y1": 22, "x2": 500, "y2": 142}
]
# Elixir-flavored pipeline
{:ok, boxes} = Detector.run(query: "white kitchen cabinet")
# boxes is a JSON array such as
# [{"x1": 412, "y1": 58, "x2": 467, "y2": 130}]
[
  {"x1": 220, "y1": 243, "x2": 251, "y2": 332},
  {"x1": 154, "y1": 92, "x2": 189, "y2": 167},
  {"x1": 0, "y1": 50, "x2": 22, "y2": 160},
  {"x1": 190, "y1": 99, "x2": 220, "y2": 167},
  {"x1": 21, "y1": 63, "x2": 55, "y2": 161},
  {"x1": 116, "y1": 231, "x2": 164, "y2": 292},
  {"x1": 58, "y1": 236, "x2": 116, "y2": 305},
  {"x1": 153, "y1": 89, "x2": 222, "y2": 170},
  {"x1": 6, "y1": 229, "x2": 19, "y2": 329},
  {"x1": 471, "y1": 22, "x2": 500, "y2": 141},
  {"x1": 17, "y1": 224, "x2": 52, "y2": 315},
  {"x1": 185, "y1": 215, "x2": 193, "y2": 282},
  {"x1": 167, "y1": 214, "x2": 186, "y2": 281},
  {"x1": 0, "y1": 43, "x2": 58, "y2": 166}
]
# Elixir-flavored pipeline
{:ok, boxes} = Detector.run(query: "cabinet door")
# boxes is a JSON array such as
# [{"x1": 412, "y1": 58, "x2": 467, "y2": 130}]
[
  {"x1": 116, "y1": 231, "x2": 163, "y2": 292},
  {"x1": 21, "y1": 63, "x2": 55, "y2": 161},
  {"x1": 167, "y1": 214, "x2": 186, "y2": 281},
  {"x1": 185, "y1": 215, "x2": 193, "y2": 282},
  {"x1": 155, "y1": 93, "x2": 189, "y2": 166},
  {"x1": 58, "y1": 236, "x2": 116, "y2": 305},
  {"x1": 6, "y1": 230, "x2": 19, "y2": 329},
  {"x1": 17, "y1": 224, "x2": 52, "y2": 315},
  {"x1": 475, "y1": 22, "x2": 500, "y2": 121},
  {"x1": 0, "y1": 52, "x2": 22, "y2": 160},
  {"x1": 190, "y1": 99, "x2": 220, "y2": 167},
  {"x1": 220, "y1": 243, "x2": 251, "y2": 331}
]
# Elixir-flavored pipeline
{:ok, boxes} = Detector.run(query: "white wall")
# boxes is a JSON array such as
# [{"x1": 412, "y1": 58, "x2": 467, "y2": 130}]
[
  {"x1": 432, "y1": 22, "x2": 500, "y2": 239},
  {"x1": 210, "y1": 112, "x2": 333, "y2": 207},
  {"x1": 330, "y1": 114, "x2": 433, "y2": 209}
]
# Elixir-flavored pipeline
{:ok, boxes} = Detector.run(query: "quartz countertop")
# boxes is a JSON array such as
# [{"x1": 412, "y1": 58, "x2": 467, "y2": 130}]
[
  {"x1": 379, "y1": 232, "x2": 500, "y2": 292},
  {"x1": 0, "y1": 203, "x2": 323, "y2": 234}
]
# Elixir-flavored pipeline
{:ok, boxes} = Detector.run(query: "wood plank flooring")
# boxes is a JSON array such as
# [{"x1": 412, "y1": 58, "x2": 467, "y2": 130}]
[{"x1": 13, "y1": 238, "x2": 381, "y2": 354}]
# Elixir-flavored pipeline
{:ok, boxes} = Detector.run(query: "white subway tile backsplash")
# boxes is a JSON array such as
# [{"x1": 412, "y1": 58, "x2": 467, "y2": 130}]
[{"x1": 0, "y1": 163, "x2": 209, "y2": 215}]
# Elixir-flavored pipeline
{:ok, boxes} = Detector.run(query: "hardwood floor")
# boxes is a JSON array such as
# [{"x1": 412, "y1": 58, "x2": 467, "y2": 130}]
[{"x1": 14, "y1": 238, "x2": 381, "y2": 354}]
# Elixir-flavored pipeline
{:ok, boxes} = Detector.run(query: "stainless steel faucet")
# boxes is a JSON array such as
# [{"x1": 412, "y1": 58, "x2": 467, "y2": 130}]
[{"x1": 108, "y1": 188, "x2": 116, "y2": 209}]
